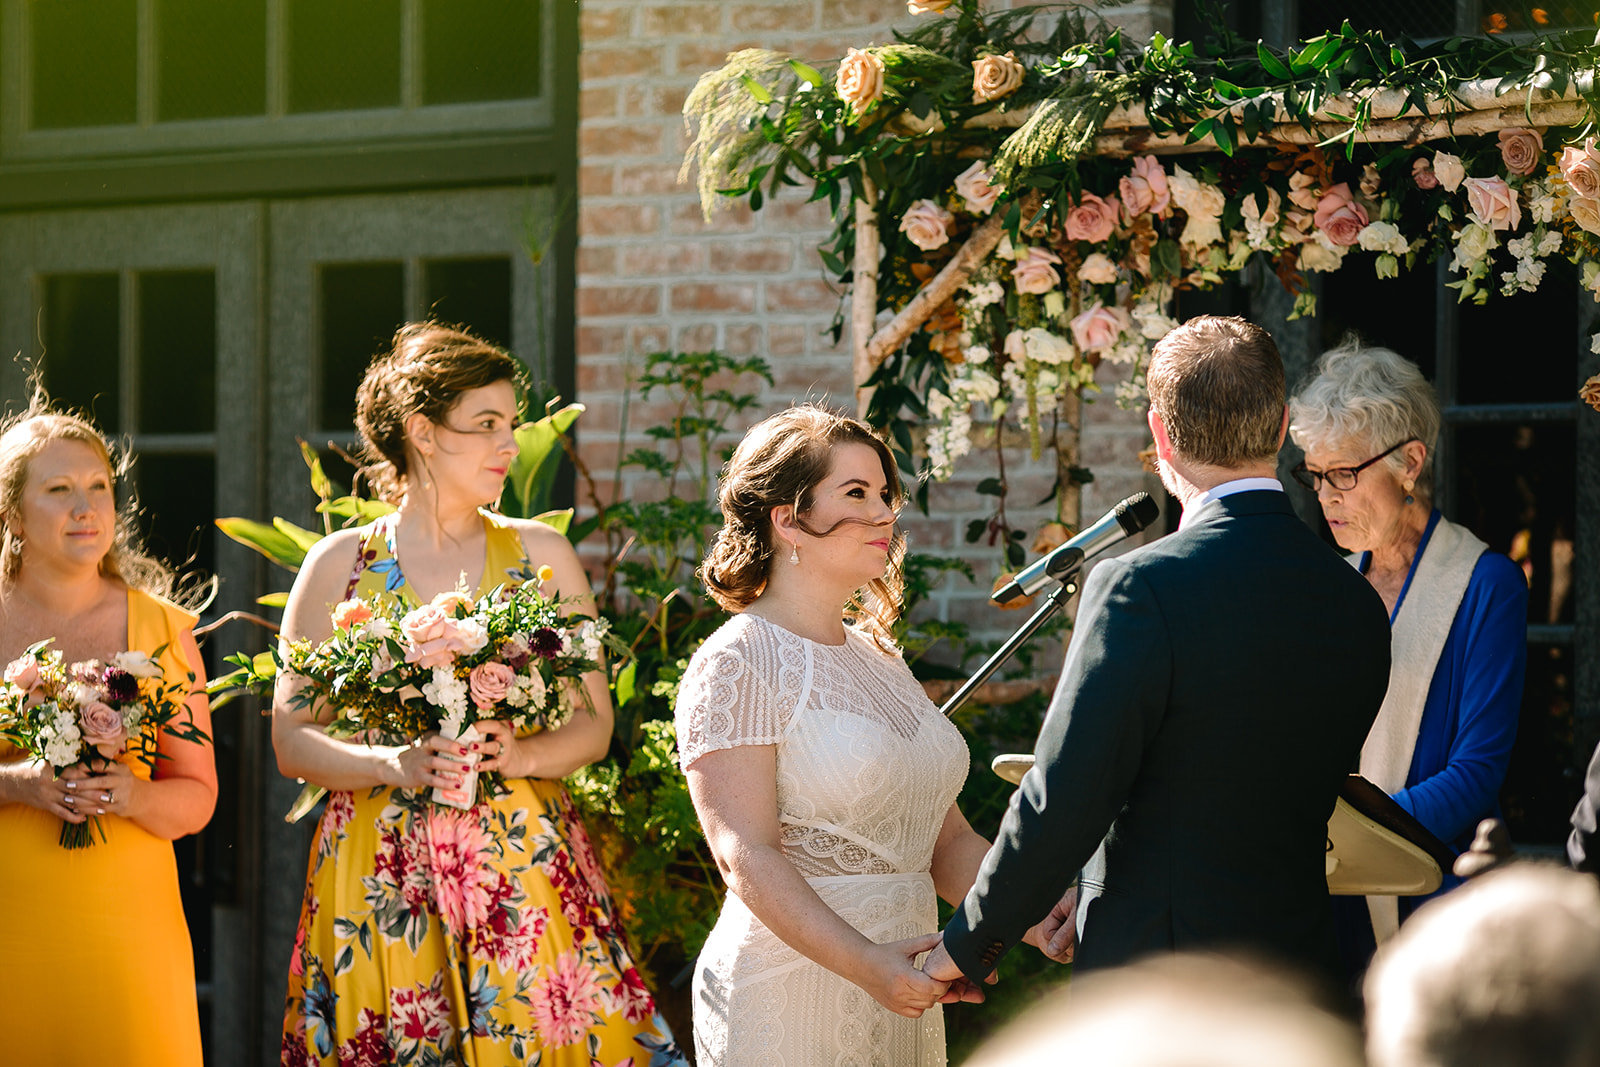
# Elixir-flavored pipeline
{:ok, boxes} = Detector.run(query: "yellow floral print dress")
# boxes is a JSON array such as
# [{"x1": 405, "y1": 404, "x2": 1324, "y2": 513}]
[{"x1": 281, "y1": 511, "x2": 685, "y2": 1067}]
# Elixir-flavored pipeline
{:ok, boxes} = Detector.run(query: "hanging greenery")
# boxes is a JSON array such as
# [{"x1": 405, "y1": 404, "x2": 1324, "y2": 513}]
[{"x1": 683, "y1": 1, "x2": 1600, "y2": 522}]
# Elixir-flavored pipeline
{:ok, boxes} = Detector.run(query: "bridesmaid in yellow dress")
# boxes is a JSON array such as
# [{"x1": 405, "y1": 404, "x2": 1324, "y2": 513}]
[
  {"x1": 0, "y1": 404, "x2": 216, "y2": 1067},
  {"x1": 275, "y1": 322, "x2": 685, "y2": 1067}
]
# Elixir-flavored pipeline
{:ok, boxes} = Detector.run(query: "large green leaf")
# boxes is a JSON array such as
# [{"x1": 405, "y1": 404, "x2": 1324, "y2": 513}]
[
  {"x1": 273, "y1": 518, "x2": 324, "y2": 556},
  {"x1": 501, "y1": 403, "x2": 584, "y2": 519},
  {"x1": 534, "y1": 508, "x2": 574, "y2": 536},
  {"x1": 318, "y1": 495, "x2": 397, "y2": 524},
  {"x1": 215, "y1": 517, "x2": 311, "y2": 571}
]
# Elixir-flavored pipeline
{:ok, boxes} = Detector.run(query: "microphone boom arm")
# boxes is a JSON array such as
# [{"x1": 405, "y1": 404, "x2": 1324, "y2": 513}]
[{"x1": 940, "y1": 566, "x2": 1082, "y2": 719}]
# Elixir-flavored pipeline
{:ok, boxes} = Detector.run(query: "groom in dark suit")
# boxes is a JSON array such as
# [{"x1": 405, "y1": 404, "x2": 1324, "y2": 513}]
[{"x1": 924, "y1": 315, "x2": 1391, "y2": 989}]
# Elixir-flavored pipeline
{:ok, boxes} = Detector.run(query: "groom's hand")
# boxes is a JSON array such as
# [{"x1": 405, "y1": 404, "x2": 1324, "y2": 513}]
[
  {"x1": 922, "y1": 937, "x2": 994, "y2": 1004},
  {"x1": 1023, "y1": 884, "x2": 1078, "y2": 964}
]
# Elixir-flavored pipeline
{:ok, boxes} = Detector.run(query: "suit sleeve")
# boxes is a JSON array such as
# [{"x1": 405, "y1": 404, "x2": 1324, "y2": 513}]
[{"x1": 942, "y1": 556, "x2": 1172, "y2": 978}]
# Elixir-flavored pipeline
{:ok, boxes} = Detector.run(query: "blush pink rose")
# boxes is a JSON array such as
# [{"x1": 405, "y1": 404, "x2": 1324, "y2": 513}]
[
  {"x1": 1119, "y1": 155, "x2": 1170, "y2": 218},
  {"x1": 79, "y1": 700, "x2": 126, "y2": 757},
  {"x1": 1064, "y1": 192, "x2": 1120, "y2": 243},
  {"x1": 4, "y1": 656, "x2": 39, "y2": 692},
  {"x1": 954, "y1": 161, "x2": 1003, "y2": 215},
  {"x1": 1010, "y1": 246, "x2": 1061, "y2": 295},
  {"x1": 1498, "y1": 127, "x2": 1544, "y2": 177},
  {"x1": 1412, "y1": 158, "x2": 1440, "y2": 190},
  {"x1": 1569, "y1": 195, "x2": 1600, "y2": 236},
  {"x1": 835, "y1": 48, "x2": 884, "y2": 115},
  {"x1": 898, "y1": 199, "x2": 954, "y2": 251},
  {"x1": 1464, "y1": 176, "x2": 1521, "y2": 231},
  {"x1": 468, "y1": 661, "x2": 517, "y2": 710},
  {"x1": 400, "y1": 605, "x2": 457, "y2": 669},
  {"x1": 1312, "y1": 183, "x2": 1370, "y2": 246},
  {"x1": 1069, "y1": 303, "x2": 1133, "y2": 352},
  {"x1": 1561, "y1": 138, "x2": 1600, "y2": 199}
]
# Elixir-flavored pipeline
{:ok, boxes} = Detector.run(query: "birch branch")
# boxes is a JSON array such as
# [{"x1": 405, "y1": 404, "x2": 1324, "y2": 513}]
[{"x1": 852, "y1": 177, "x2": 880, "y2": 417}]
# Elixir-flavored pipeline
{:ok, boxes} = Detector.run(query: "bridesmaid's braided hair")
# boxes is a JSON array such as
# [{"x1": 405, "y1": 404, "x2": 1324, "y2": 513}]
[
  {"x1": 699, "y1": 405, "x2": 906, "y2": 650},
  {"x1": 354, "y1": 321, "x2": 524, "y2": 504}
]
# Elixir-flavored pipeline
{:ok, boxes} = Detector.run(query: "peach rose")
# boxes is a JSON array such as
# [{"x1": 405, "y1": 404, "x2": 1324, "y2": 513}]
[
  {"x1": 1069, "y1": 303, "x2": 1133, "y2": 352},
  {"x1": 1287, "y1": 171, "x2": 1321, "y2": 210},
  {"x1": 1561, "y1": 138, "x2": 1600, "y2": 199},
  {"x1": 1078, "y1": 252, "x2": 1119, "y2": 285},
  {"x1": 331, "y1": 599, "x2": 374, "y2": 631},
  {"x1": 468, "y1": 661, "x2": 517, "y2": 710},
  {"x1": 835, "y1": 48, "x2": 884, "y2": 114},
  {"x1": 4, "y1": 656, "x2": 39, "y2": 692},
  {"x1": 79, "y1": 700, "x2": 126, "y2": 757},
  {"x1": 1498, "y1": 127, "x2": 1544, "y2": 177},
  {"x1": 1312, "y1": 183, "x2": 1370, "y2": 246},
  {"x1": 431, "y1": 590, "x2": 475, "y2": 616},
  {"x1": 1064, "y1": 191, "x2": 1120, "y2": 243},
  {"x1": 1433, "y1": 152, "x2": 1466, "y2": 192},
  {"x1": 907, "y1": 0, "x2": 952, "y2": 11},
  {"x1": 1465, "y1": 176, "x2": 1521, "y2": 231},
  {"x1": 1119, "y1": 155, "x2": 1170, "y2": 218},
  {"x1": 899, "y1": 199, "x2": 954, "y2": 251},
  {"x1": 400, "y1": 605, "x2": 457, "y2": 669},
  {"x1": 1412, "y1": 158, "x2": 1440, "y2": 190},
  {"x1": 971, "y1": 52, "x2": 1025, "y2": 104},
  {"x1": 954, "y1": 161, "x2": 1003, "y2": 215},
  {"x1": 1010, "y1": 246, "x2": 1061, "y2": 295},
  {"x1": 1570, "y1": 196, "x2": 1600, "y2": 236}
]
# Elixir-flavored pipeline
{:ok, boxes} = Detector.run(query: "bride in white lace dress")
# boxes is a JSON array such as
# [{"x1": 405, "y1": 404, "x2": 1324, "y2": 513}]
[{"x1": 675, "y1": 407, "x2": 1068, "y2": 1066}]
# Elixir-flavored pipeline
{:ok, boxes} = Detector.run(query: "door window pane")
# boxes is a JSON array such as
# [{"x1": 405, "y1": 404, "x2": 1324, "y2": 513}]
[
  {"x1": 131, "y1": 452, "x2": 216, "y2": 579},
  {"x1": 41, "y1": 273, "x2": 121, "y2": 432},
  {"x1": 286, "y1": 0, "x2": 401, "y2": 113},
  {"x1": 1502, "y1": 643, "x2": 1579, "y2": 843},
  {"x1": 421, "y1": 0, "x2": 541, "y2": 105},
  {"x1": 138, "y1": 271, "x2": 216, "y2": 433},
  {"x1": 422, "y1": 257, "x2": 513, "y2": 352},
  {"x1": 1455, "y1": 265, "x2": 1578, "y2": 404},
  {"x1": 318, "y1": 262, "x2": 405, "y2": 431},
  {"x1": 29, "y1": 0, "x2": 138, "y2": 128},
  {"x1": 155, "y1": 0, "x2": 268, "y2": 121},
  {"x1": 1313, "y1": 260, "x2": 1438, "y2": 382},
  {"x1": 1298, "y1": 0, "x2": 1456, "y2": 36}
]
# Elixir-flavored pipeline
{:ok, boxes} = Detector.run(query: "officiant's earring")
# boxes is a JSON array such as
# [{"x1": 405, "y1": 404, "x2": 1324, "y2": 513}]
[
  {"x1": 1403, "y1": 479, "x2": 1416, "y2": 506},
  {"x1": 788, "y1": 542, "x2": 799, "y2": 565}
]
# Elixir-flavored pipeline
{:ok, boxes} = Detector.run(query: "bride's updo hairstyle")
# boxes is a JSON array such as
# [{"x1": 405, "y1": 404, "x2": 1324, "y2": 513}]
[
  {"x1": 354, "y1": 321, "x2": 523, "y2": 503},
  {"x1": 700, "y1": 404, "x2": 906, "y2": 650}
]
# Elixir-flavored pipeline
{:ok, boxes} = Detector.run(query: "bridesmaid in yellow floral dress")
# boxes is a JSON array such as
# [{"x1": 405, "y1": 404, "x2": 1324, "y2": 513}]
[
  {"x1": 275, "y1": 322, "x2": 684, "y2": 1067},
  {"x1": 0, "y1": 405, "x2": 215, "y2": 1067}
]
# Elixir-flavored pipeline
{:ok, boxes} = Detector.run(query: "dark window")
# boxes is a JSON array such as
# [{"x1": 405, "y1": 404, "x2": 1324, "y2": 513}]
[
  {"x1": 420, "y1": 0, "x2": 542, "y2": 105},
  {"x1": 137, "y1": 271, "x2": 216, "y2": 433},
  {"x1": 155, "y1": 0, "x2": 268, "y2": 120},
  {"x1": 30, "y1": 0, "x2": 138, "y2": 128},
  {"x1": 422, "y1": 256, "x2": 514, "y2": 352},
  {"x1": 286, "y1": 0, "x2": 402, "y2": 113},
  {"x1": 1298, "y1": 0, "x2": 1457, "y2": 37},
  {"x1": 131, "y1": 452, "x2": 217, "y2": 578},
  {"x1": 40, "y1": 273, "x2": 121, "y2": 431},
  {"x1": 317, "y1": 262, "x2": 405, "y2": 431}
]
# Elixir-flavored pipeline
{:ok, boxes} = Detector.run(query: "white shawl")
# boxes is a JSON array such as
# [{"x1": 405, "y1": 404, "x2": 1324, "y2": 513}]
[{"x1": 1352, "y1": 516, "x2": 1486, "y2": 943}]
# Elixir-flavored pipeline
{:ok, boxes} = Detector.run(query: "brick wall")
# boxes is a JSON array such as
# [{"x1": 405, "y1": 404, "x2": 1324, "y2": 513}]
[{"x1": 576, "y1": 0, "x2": 1171, "y2": 654}]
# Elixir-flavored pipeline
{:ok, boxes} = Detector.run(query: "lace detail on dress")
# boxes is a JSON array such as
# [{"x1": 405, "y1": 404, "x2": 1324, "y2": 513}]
[{"x1": 675, "y1": 614, "x2": 969, "y2": 879}]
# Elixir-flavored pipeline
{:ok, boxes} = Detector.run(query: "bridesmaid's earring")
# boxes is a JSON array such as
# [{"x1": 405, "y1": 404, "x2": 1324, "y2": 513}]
[{"x1": 789, "y1": 542, "x2": 799, "y2": 565}]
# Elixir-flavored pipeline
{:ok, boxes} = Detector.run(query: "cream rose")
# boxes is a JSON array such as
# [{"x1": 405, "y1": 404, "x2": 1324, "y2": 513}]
[
  {"x1": 1119, "y1": 155, "x2": 1170, "y2": 218},
  {"x1": 1078, "y1": 252, "x2": 1119, "y2": 285},
  {"x1": 1412, "y1": 158, "x2": 1439, "y2": 190},
  {"x1": 1298, "y1": 241, "x2": 1345, "y2": 273},
  {"x1": 1359, "y1": 163, "x2": 1382, "y2": 197},
  {"x1": 4, "y1": 656, "x2": 39, "y2": 692},
  {"x1": 1562, "y1": 138, "x2": 1600, "y2": 199},
  {"x1": 835, "y1": 48, "x2": 884, "y2": 114},
  {"x1": 431, "y1": 590, "x2": 475, "y2": 616},
  {"x1": 1356, "y1": 220, "x2": 1408, "y2": 256},
  {"x1": 954, "y1": 161, "x2": 1003, "y2": 215},
  {"x1": 1313, "y1": 183, "x2": 1370, "y2": 246},
  {"x1": 1498, "y1": 127, "x2": 1544, "y2": 177},
  {"x1": 906, "y1": 0, "x2": 952, "y2": 12},
  {"x1": 1069, "y1": 304, "x2": 1132, "y2": 351},
  {"x1": 1455, "y1": 222, "x2": 1496, "y2": 264},
  {"x1": 1287, "y1": 171, "x2": 1321, "y2": 211},
  {"x1": 468, "y1": 661, "x2": 517, "y2": 710},
  {"x1": 1010, "y1": 246, "x2": 1061, "y2": 295},
  {"x1": 79, "y1": 700, "x2": 126, "y2": 757},
  {"x1": 899, "y1": 199, "x2": 954, "y2": 251},
  {"x1": 971, "y1": 52, "x2": 1025, "y2": 104},
  {"x1": 1465, "y1": 176, "x2": 1521, "y2": 231},
  {"x1": 1169, "y1": 166, "x2": 1226, "y2": 247},
  {"x1": 1064, "y1": 191, "x2": 1119, "y2": 243},
  {"x1": 1570, "y1": 196, "x2": 1600, "y2": 236},
  {"x1": 1433, "y1": 152, "x2": 1466, "y2": 192}
]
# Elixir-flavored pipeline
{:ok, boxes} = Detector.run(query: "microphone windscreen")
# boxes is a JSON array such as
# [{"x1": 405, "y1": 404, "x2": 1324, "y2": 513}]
[{"x1": 1114, "y1": 492, "x2": 1160, "y2": 536}]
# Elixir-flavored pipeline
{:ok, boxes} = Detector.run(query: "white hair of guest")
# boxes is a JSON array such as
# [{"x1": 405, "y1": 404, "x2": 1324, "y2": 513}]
[
  {"x1": 1365, "y1": 863, "x2": 1600, "y2": 1067},
  {"x1": 1289, "y1": 340, "x2": 1442, "y2": 500}
]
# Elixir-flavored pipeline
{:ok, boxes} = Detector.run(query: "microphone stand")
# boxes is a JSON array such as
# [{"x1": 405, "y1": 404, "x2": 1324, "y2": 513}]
[{"x1": 940, "y1": 568, "x2": 1080, "y2": 719}]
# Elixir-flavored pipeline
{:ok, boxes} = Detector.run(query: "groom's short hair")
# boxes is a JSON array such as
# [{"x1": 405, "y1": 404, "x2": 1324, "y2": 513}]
[{"x1": 1146, "y1": 315, "x2": 1285, "y2": 469}]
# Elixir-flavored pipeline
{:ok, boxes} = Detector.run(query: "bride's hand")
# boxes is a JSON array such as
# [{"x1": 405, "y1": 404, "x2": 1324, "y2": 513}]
[
  {"x1": 1022, "y1": 884, "x2": 1078, "y2": 964},
  {"x1": 852, "y1": 932, "x2": 950, "y2": 1018}
]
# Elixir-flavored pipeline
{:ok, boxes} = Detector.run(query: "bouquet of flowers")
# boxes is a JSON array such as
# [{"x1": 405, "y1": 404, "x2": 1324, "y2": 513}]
[
  {"x1": 0, "y1": 642, "x2": 204, "y2": 848},
  {"x1": 276, "y1": 563, "x2": 623, "y2": 816}
]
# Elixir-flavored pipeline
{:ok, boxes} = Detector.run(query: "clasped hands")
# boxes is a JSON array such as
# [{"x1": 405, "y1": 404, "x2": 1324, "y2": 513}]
[
  {"x1": 919, "y1": 884, "x2": 1078, "y2": 1006},
  {"x1": 387, "y1": 720, "x2": 531, "y2": 790}
]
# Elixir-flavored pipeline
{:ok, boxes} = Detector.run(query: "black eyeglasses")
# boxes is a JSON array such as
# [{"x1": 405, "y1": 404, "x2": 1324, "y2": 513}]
[{"x1": 1292, "y1": 439, "x2": 1416, "y2": 493}]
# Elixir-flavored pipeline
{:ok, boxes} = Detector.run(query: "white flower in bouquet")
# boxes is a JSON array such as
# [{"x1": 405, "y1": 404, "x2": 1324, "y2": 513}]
[
  {"x1": 369, "y1": 644, "x2": 396, "y2": 683},
  {"x1": 1581, "y1": 260, "x2": 1600, "y2": 297},
  {"x1": 963, "y1": 280, "x2": 1005, "y2": 308},
  {"x1": 360, "y1": 617, "x2": 395, "y2": 642},
  {"x1": 1241, "y1": 187, "x2": 1282, "y2": 249},
  {"x1": 1432, "y1": 152, "x2": 1466, "y2": 192},
  {"x1": 1299, "y1": 232, "x2": 1347, "y2": 273},
  {"x1": 1132, "y1": 301, "x2": 1177, "y2": 341},
  {"x1": 1356, "y1": 221, "x2": 1409, "y2": 256},
  {"x1": 1450, "y1": 223, "x2": 1496, "y2": 271},
  {"x1": 110, "y1": 650, "x2": 163, "y2": 679},
  {"x1": 517, "y1": 672, "x2": 548, "y2": 711},
  {"x1": 1115, "y1": 378, "x2": 1147, "y2": 405},
  {"x1": 454, "y1": 617, "x2": 489, "y2": 656},
  {"x1": 1012, "y1": 326, "x2": 1076, "y2": 365},
  {"x1": 422, "y1": 666, "x2": 469, "y2": 718},
  {"x1": 575, "y1": 619, "x2": 610, "y2": 662},
  {"x1": 1169, "y1": 166, "x2": 1226, "y2": 247},
  {"x1": 1078, "y1": 252, "x2": 1119, "y2": 285}
]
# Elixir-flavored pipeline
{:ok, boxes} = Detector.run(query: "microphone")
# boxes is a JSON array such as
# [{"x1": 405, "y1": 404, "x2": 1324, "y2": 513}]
[{"x1": 991, "y1": 493, "x2": 1161, "y2": 604}]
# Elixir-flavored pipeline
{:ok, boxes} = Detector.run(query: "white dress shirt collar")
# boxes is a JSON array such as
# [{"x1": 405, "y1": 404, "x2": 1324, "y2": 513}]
[{"x1": 1178, "y1": 477, "x2": 1285, "y2": 530}]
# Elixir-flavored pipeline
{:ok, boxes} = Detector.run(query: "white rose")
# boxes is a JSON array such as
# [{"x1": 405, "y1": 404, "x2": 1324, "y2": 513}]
[
  {"x1": 1454, "y1": 222, "x2": 1496, "y2": 264},
  {"x1": 1017, "y1": 327, "x2": 1076, "y2": 365},
  {"x1": 1299, "y1": 240, "x2": 1345, "y2": 273},
  {"x1": 1433, "y1": 152, "x2": 1466, "y2": 192},
  {"x1": 1078, "y1": 252, "x2": 1119, "y2": 285},
  {"x1": 1356, "y1": 220, "x2": 1408, "y2": 256},
  {"x1": 110, "y1": 650, "x2": 163, "y2": 679}
]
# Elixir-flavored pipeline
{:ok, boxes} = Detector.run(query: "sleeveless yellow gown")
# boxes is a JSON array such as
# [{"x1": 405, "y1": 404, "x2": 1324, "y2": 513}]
[
  {"x1": 0, "y1": 589, "x2": 205, "y2": 1067},
  {"x1": 281, "y1": 511, "x2": 685, "y2": 1067}
]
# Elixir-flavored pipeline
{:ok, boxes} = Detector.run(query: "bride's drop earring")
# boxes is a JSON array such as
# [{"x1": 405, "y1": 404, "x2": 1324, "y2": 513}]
[{"x1": 789, "y1": 542, "x2": 799, "y2": 565}]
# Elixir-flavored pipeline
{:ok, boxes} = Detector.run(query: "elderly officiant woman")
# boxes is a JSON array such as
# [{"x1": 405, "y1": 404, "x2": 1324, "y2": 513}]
[{"x1": 1289, "y1": 341, "x2": 1527, "y2": 970}]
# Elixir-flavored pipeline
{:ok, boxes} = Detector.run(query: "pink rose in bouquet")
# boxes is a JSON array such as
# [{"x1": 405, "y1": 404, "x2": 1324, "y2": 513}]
[
  {"x1": 954, "y1": 161, "x2": 1003, "y2": 215},
  {"x1": 899, "y1": 199, "x2": 954, "y2": 251},
  {"x1": 1064, "y1": 192, "x2": 1120, "y2": 243},
  {"x1": 1119, "y1": 155, "x2": 1170, "y2": 218},
  {"x1": 1070, "y1": 303, "x2": 1132, "y2": 352},
  {"x1": 400, "y1": 605, "x2": 484, "y2": 669},
  {"x1": 431, "y1": 590, "x2": 476, "y2": 616},
  {"x1": 1465, "y1": 176, "x2": 1521, "y2": 231},
  {"x1": 1412, "y1": 158, "x2": 1440, "y2": 190},
  {"x1": 1313, "y1": 183, "x2": 1370, "y2": 246},
  {"x1": 4, "y1": 655, "x2": 39, "y2": 693},
  {"x1": 79, "y1": 700, "x2": 126, "y2": 758},
  {"x1": 1561, "y1": 138, "x2": 1600, "y2": 199},
  {"x1": 1497, "y1": 127, "x2": 1544, "y2": 177},
  {"x1": 1011, "y1": 246, "x2": 1061, "y2": 295},
  {"x1": 469, "y1": 662, "x2": 517, "y2": 710}
]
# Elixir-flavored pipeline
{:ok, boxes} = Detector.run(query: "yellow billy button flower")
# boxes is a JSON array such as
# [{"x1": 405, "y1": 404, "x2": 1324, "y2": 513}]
[{"x1": 536, "y1": 564, "x2": 555, "y2": 585}]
